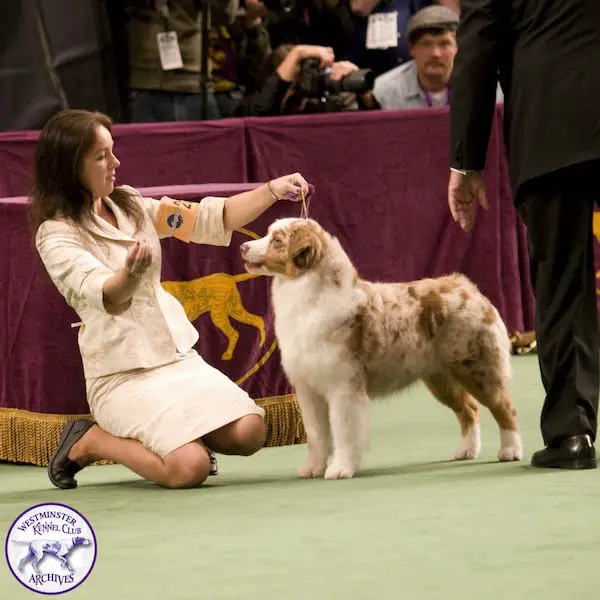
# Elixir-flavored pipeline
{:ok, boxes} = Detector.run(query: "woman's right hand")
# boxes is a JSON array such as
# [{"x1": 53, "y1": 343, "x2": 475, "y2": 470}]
[
  {"x1": 124, "y1": 239, "x2": 152, "y2": 278},
  {"x1": 103, "y1": 239, "x2": 153, "y2": 309}
]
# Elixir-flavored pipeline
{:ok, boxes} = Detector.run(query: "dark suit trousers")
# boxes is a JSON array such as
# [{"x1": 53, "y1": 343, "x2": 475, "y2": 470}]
[{"x1": 517, "y1": 160, "x2": 600, "y2": 447}]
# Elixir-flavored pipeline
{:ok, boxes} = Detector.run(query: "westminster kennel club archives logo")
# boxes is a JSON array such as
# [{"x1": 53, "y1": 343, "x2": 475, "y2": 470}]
[{"x1": 5, "y1": 503, "x2": 97, "y2": 595}]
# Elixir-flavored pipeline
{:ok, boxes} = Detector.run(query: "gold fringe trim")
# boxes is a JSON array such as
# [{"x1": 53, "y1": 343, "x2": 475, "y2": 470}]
[
  {"x1": 257, "y1": 394, "x2": 307, "y2": 448},
  {"x1": 0, "y1": 395, "x2": 306, "y2": 468}
]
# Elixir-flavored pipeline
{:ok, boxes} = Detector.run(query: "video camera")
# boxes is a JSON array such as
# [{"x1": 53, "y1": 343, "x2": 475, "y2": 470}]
[{"x1": 297, "y1": 58, "x2": 375, "y2": 99}]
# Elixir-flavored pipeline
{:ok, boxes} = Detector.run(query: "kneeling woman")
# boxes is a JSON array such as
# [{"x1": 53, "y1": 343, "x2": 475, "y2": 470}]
[{"x1": 31, "y1": 108, "x2": 310, "y2": 490}]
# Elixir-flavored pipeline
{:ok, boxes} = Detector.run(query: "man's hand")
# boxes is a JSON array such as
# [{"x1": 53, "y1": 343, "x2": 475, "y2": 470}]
[
  {"x1": 243, "y1": 0, "x2": 267, "y2": 28},
  {"x1": 447, "y1": 170, "x2": 488, "y2": 232}
]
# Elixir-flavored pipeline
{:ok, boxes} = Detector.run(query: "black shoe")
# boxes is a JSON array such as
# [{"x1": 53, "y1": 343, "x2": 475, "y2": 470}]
[
  {"x1": 208, "y1": 449, "x2": 218, "y2": 476},
  {"x1": 531, "y1": 434, "x2": 597, "y2": 470},
  {"x1": 48, "y1": 419, "x2": 95, "y2": 489}
]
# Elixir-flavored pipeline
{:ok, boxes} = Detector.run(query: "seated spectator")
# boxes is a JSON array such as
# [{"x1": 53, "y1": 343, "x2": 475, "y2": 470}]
[{"x1": 371, "y1": 5, "x2": 503, "y2": 110}]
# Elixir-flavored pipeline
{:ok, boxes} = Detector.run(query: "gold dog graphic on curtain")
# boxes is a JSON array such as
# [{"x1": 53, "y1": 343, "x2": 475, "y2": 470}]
[{"x1": 161, "y1": 273, "x2": 266, "y2": 361}]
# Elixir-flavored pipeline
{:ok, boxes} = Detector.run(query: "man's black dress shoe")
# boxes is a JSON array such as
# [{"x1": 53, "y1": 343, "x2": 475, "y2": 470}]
[
  {"x1": 531, "y1": 434, "x2": 597, "y2": 470},
  {"x1": 49, "y1": 419, "x2": 95, "y2": 489}
]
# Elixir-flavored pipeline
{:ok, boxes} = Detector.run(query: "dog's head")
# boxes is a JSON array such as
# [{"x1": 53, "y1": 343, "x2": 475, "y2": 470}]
[
  {"x1": 73, "y1": 537, "x2": 91, "y2": 547},
  {"x1": 240, "y1": 218, "x2": 326, "y2": 279}
]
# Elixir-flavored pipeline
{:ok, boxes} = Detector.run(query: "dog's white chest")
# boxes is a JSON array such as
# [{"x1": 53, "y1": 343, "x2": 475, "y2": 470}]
[{"x1": 272, "y1": 289, "x2": 355, "y2": 386}]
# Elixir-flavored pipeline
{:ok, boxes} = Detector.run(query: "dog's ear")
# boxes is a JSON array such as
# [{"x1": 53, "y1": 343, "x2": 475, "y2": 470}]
[
  {"x1": 286, "y1": 224, "x2": 322, "y2": 277},
  {"x1": 292, "y1": 244, "x2": 315, "y2": 269}
]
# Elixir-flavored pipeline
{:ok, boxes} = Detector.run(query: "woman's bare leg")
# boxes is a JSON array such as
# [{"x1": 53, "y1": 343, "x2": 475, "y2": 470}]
[
  {"x1": 203, "y1": 415, "x2": 266, "y2": 456},
  {"x1": 68, "y1": 426, "x2": 211, "y2": 489},
  {"x1": 64, "y1": 414, "x2": 264, "y2": 487}
]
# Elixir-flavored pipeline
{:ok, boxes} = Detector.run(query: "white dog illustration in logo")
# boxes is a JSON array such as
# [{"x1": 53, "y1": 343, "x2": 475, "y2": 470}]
[{"x1": 14, "y1": 537, "x2": 92, "y2": 574}]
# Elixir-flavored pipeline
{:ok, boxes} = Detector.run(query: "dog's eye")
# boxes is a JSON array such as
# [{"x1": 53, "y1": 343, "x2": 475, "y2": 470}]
[{"x1": 271, "y1": 237, "x2": 283, "y2": 249}]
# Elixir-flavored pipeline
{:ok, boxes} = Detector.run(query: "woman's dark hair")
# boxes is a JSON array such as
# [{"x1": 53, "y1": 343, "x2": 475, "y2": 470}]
[{"x1": 29, "y1": 109, "x2": 145, "y2": 236}]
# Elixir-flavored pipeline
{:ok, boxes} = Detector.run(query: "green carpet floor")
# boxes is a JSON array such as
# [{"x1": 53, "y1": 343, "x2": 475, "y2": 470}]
[{"x1": 1, "y1": 355, "x2": 598, "y2": 599}]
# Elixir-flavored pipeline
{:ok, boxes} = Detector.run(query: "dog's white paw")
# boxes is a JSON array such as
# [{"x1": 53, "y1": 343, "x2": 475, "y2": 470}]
[
  {"x1": 455, "y1": 446, "x2": 479, "y2": 460},
  {"x1": 298, "y1": 462, "x2": 327, "y2": 478},
  {"x1": 324, "y1": 462, "x2": 356, "y2": 480},
  {"x1": 454, "y1": 423, "x2": 481, "y2": 460},
  {"x1": 498, "y1": 429, "x2": 523, "y2": 461}
]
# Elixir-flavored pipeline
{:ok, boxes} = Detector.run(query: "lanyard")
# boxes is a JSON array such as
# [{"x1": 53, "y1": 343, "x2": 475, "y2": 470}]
[
  {"x1": 418, "y1": 78, "x2": 451, "y2": 107},
  {"x1": 155, "y1": 0, "x2": 169, "y2": 30}
]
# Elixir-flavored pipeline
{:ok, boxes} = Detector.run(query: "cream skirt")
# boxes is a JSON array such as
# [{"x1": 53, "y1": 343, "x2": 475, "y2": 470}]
[{"x1": 86, "y1": 350, "x2": 265, "y2": 457}]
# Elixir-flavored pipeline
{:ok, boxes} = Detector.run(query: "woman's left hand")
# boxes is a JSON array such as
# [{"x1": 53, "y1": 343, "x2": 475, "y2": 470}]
[
  {"x1": 268, "y1": 172, "x2": 310, "y2": 202},
  {"x1": 329, "y1": 61, "x2": 359, "y2": 81}
]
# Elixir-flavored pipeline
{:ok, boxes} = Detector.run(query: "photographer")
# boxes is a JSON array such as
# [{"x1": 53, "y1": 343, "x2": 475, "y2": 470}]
[{"x1": 234, "y1": 43, "x2": 374, "y2": 115}]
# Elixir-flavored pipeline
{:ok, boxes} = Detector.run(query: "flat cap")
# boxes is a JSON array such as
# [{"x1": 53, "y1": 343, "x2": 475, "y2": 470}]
[{"x1": 406, "y1": 6, "x2": 459, "y2": 39}]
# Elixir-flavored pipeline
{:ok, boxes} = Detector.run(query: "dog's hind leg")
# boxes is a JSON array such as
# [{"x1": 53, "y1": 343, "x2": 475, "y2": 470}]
[
  {"x1": 295, "y1": 380, "x2": 331, "y2": 478},
  {"x1": 18, "y1": 550, "x2": 34, "y2": 572},
  {"x1": 31, "y1": 551, "x2": 44, "y2": 575},
  {"x1": 325, "y1": 377, "x2": 370, "y2": 480},
  {"x1": 59, "y1": 555, "x2": 74, "y2": 572},
  {"x1": 425, "y1": 372, "x2": 481, "y2": 460},
  {"x1": 209, "y1": 309, "x2": 239, "y2": 361},
  {"x1": 450, "y1": 359, "x2": 522, "y2": 461}
]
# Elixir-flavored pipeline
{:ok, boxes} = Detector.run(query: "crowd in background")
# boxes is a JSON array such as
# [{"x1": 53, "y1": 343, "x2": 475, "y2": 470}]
[{"x1": 104, "y1": 0, "x2": 492, "y2": 122}]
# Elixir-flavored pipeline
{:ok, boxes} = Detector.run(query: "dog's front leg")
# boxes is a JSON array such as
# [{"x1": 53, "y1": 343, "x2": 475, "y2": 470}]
[
  {"x1": 325, "y1": 385, "x2": 370, "y2": 480},
  {"x1": 18, "y1": 552, "x2": 32, "y2": 572},
  {"x1": 31, "y1": 555, "x2": 43, "y2": 575},
  {"x1": 295, "y1": 381, "x2": 331, "y2": 478}
]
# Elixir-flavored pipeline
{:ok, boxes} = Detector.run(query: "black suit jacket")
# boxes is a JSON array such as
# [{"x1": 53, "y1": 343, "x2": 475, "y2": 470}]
[{"x1": 450, "y1": 0, "x2": 600, "y2": 197}]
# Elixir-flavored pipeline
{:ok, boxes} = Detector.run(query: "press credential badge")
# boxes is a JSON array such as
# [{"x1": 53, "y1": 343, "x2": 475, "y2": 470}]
[
  {"x1": 157, "y1": 31, "x2": 184, "y2": 70},
  {"x1": 366, "y1": 11, "x2": 399, "y2": 49}
]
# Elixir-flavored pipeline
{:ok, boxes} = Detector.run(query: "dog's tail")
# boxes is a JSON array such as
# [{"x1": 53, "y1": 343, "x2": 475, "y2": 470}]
[
  {"x1": 492, "y1": 310, "x2": 513, "y2": 381},
  {"x1": 233, "y1": 273, "x2": 260, "y2": 283}
]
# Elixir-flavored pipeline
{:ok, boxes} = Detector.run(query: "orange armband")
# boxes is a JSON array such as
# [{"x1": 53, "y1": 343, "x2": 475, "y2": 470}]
[{"x1": 155, "y1": 197, "x2": 200, "y2": 243}]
